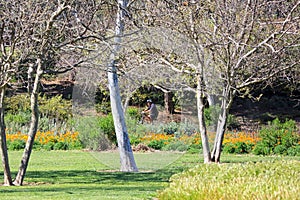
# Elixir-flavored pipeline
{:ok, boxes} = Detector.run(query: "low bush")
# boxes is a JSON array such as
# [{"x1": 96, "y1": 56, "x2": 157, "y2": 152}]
[
  {"x1": 98, "y1": 114, "x2": 116, "y2": 144},
  {"x1": 139, "y1": 132, "x2": 202, "y2": 151},
  {"x1": 253, "y1": 118, "x2": 299, "y2": 156},
  {"x1": 222, "y1": 132, "x2": 259, "y2": 154},
  {"x1": 148, "y1": 140, "x2": 166, "y2": 150},
  {"x1": 8, "y1": 139, "x2": 26, "y2": 150},
  {"x1": 187, "y1": 144, "x2": 202, "y2": 154},
  {"x1": 140, "y1": 133, "x2": 174, "y2": 150},
  {"x1": 163, "y1": 122, "x2": 179, "y2": 135},
  {"x1": 95, "y1": 102, "x2": 111, "y2": 114},
  {"x1": 74, "y1": 116, "x2": 113, "y2": 150},
  {"x1": 162, "y1": 140, "x2": 189, "y2": 152},
  {"x1": 126, "y1": 107, "x2": 141, "y2": 120},
  {"x1": 158, "y1": 160, "x2": 300, "y2": 200}
]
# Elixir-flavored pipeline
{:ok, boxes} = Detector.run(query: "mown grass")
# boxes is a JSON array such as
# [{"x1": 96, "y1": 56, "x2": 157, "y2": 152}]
[
  {"x1": 0, "y1": 151, "x2": 299, "y2": 200},
  {"x1": 0, "y1": 150, "x2": 197, "y2": 200}
]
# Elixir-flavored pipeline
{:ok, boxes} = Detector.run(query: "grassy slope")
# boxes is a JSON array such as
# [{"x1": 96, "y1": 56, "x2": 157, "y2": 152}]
[{"x1": 0, "y1": 151, "x2": 299, "y2": 200}]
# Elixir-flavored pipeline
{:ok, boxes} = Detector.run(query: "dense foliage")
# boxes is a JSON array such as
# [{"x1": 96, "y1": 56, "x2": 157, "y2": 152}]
[{"x1": 253, "y1": 118, "x2": 300, "y2": 156}]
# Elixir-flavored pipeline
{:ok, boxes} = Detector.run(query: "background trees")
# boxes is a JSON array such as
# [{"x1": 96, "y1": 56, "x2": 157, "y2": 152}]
[
  {"x1": 134, "y1": 0, "x2": 300, "y2": 162},
  {"x1": 0, "y1": 0, "x2": 299, "y2": 186},
  {"x1": 0, "y1": 0, "x2": 106, "y2": 185}
]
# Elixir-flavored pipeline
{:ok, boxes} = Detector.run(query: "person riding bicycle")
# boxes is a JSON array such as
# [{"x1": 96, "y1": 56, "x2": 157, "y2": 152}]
[{"x1": 140, "y1": 99, "x2": 158, "y2": 124}]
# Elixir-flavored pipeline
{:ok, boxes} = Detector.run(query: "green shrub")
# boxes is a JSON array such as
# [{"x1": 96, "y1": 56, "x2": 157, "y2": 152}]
[
  {"x1": 69, "y1": 140, "x2": 83, "y2": 150},
  {"x1": 33, "y1": 141, "x2": 42, "y2": 150},
  {"x1": 53, "y1": 141, "x2": 69, "y2": 150},
  {"x1": 5, "y1": 112, "x2": 31, "y2": 133},
  {"x1": 227, "y1": 114, "x2": 240, "y2": 130},
  {"x1": 148, "y1": 140, "x2": 166, "y2": 150},
  {"x1": 44, "y1": 142, "x2": 55, "y2": 151},
  {"x1": 4, "y1": 94, "x2": 31, "y2": 113},
  {"x1": 95, "y1": 102, "x2": 111, "y2": 114},
  {"x1": 8, "y1": 140, "x2": 26, "y2": 150},
  {"x1": 126, "y1": 107, "x2": 141, "y2": 120},
  {"x1": 98, "y1": 114, "x2": 116, "y2": 144},
  {"x1": 129, "y1": 134, "x2": 142, "y2": 146},
  {"x1": 5, "y1": 112, "x2": 30, "y2": 126},
  {"x1": 187, "y1": 144, "x2": 202, "y2": 154},
  {"x1": 223, "y1": 143, "x2": 236, "y2": 154},
  {"x1": 5, "y1": 94, "x2": 73, "y2": 134},
  {"x1": 287, "y1": 145, "x2": 300, "y2": 156},
  {"x1": 39, "y1": 95, "x2": 72, "y2": 122},
  {"x1": 163, "y1": 122, "x2": 179, "y2": 135},
  {"x1": 177, "y1": 120, "x2": 198, "y2": 136},
  {"x1": 75, "y1": 116, "x2": 113, "y2": 151},
  {"x1": 162, "y1": 141, "x2": 189, "y2": 152},
  {"x1": 235, "y1": 142, "x2": 253, "y2": 154},
  {"x1": 223, "y1": 141, "x2": 254, "y2": 154},
  {"x1": 253, "y1": 118, "x2": 299, "y2": 156}
]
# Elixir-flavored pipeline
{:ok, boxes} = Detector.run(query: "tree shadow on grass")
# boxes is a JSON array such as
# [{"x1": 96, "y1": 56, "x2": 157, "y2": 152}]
[
  {"x1": 0, "y1": 165, "x2": 188, "y2": 192},
  {"x1": 0, "y1": 168, "x2": 191, "y2": 200}
]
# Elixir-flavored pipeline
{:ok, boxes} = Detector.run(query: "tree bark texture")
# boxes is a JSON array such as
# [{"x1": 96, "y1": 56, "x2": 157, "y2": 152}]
[
  {"x1": 164, "y1": 92, "x2": 174, "y2": 114},
  {"x1": 13, "y1": 59, "x2": 43, "y2": 185},
  {"x1": 0, "y1": 87, "x2": 13, "y2": 185},
  {"x1": 211, "y1": 85, "x2": 234, "y2": 163},
  {"x1": 107, "y1": 0, "x2": 138, "y2": 172},
  {"x1": 196, "y1": 73, "x2": 211, "y2": 163}
]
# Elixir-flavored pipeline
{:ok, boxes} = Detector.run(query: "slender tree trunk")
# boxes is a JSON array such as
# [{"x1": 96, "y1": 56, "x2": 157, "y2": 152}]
[
  {"x1": 0, "y1": 87, "x2": 13, "y2": 186},
  {"x1": 123, "y1": 95, "x2": 131, "y2": 113},
  {"x1": 206, "y1": 94, "x2": 218, "y2": 107},
  {"x1": 196, "y1": 73, "x2": 211, "y2": 163},
  {"x1": 107, "y1": 0, "x2": 138, "y2": 172},
  {"x1": 164, "y1": 91, "x2": 174, "y2": 114},
  {"x1": 13, "y1": 59, "x2": 43, "y2": 186},
  {"x1": 211, "y1": 85, "x2": 235, "y2": 163},
  {"x1": 211, "y1": 99, "x2": 228, "y2": 163}
]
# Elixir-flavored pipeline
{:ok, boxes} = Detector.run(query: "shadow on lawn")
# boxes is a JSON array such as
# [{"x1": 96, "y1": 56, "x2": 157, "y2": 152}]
[
  {"x1": 0, "y1": 167, "x2": 189, "y2": 196},
  {"x1": 1, "y1": 165, "x2": 188, "y2": 187},
  {"x1": 25, "y1": 169, "x2": 174, "y2": 183}
]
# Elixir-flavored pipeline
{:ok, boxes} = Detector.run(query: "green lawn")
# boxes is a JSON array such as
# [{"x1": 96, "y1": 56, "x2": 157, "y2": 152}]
[{"x1": 0, "y1": 151, "x2": 299, "y2": 200}]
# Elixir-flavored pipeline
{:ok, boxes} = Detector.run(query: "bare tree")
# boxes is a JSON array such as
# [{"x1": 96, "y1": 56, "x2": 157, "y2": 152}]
[
  {"x1": 1, "y1": 0, "x2": 105, "y2": 185},
  {"x1": 135, "y1": 0, "x2": 300, "y2": 163},
  {"x1": 13, "y1": 1, "x2": 75, "y2": 185},
  {"x1": 107, "y1": 0, "x2": 138, "y2": 172},
  {"x1": 0, "y1": 0, "x2": 29, "y2": 185}
]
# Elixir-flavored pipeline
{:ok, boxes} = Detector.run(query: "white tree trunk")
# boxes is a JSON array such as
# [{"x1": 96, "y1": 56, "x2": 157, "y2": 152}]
[
  {"x1": 0, "y1": 87, "x2": 13, "y2": 186},
  {"x1": 107, "y1": 0, "x2": 138, "y2": 172},
  {"x1": 211, "y1": 85, "x2": 235, "y2": 163},
  {"x1": 206, "y1": 94, "x2": 218, "y2": 107},
  {"x1": 211, "y1": 100, "x2": 228, "y2": 163},
  {"x1": 122, "y1": 95, "x2": 131, "y2": 113},
  {"x1": 13, "y1": 59, "x2": 43, "y2": 185},
  {"x1": 196, "y1": 74, "x2": 211, "y2": 163}
]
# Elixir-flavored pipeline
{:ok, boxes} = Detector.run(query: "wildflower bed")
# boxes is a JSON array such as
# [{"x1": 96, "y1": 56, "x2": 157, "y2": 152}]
[
  {"x1": 6, "y1": 118, "x2": 299, "y2": 156},
  {"x1": 6, "y1": 131, "x2": 82, "y2": 150},
  {"x1": 132, "y1": 131, "x2": 259, "y2": 153}
]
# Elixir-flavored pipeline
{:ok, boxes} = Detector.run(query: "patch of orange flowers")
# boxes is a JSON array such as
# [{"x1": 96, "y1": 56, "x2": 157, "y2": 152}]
[
  {"x1": 140, "y1": 133, "x2": 174, "y2": 142},
  {"x1": 139, "y1": 131, "x2": 261, "y2": 146},
  {"x1": 223, "y1": 131, "x2": 261, "y2": 145},
  {"x1": 6, "y1": 131, "x2": 80, "y2": 145}
]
